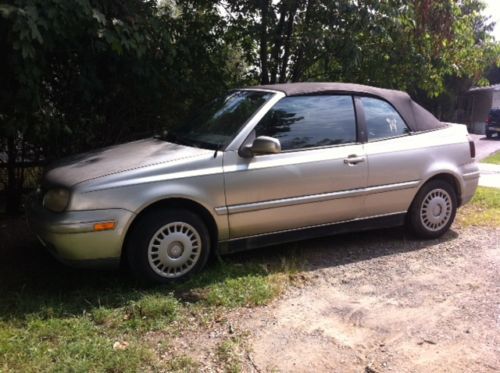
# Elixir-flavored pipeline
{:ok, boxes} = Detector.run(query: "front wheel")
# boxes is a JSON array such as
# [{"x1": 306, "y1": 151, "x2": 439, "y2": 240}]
[
  {"x1": 407, "y1": 180, "x2": 457, "y2": 239},
  {"x1": 126, "y1": 208, "x2": 211, "y2": 284},
  {"x1": 486, "y1": 130, "x2": 493, "y2": 139}
]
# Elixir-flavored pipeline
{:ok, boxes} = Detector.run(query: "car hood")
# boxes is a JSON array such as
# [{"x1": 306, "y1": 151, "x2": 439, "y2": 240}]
[{"x1": 44, "y1": 138, "x2": 212, "y2": 187}]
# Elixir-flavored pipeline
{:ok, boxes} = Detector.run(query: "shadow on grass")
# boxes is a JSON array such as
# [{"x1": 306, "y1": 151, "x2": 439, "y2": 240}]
[{"x1": 0, "y1": 216, "x2": 459, "y2": 321}]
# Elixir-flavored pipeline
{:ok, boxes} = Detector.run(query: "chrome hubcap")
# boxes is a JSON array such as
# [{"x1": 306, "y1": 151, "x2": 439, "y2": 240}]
[
  {"x1": 147, "y1": 222, "x2": 201, "y2": 278},
  {"x1": 420, "y1": 188, "x2": 452, "y2": 232}
]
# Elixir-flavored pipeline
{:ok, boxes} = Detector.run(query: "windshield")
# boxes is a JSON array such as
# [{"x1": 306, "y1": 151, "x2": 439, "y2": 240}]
[{"x1": 164, "y1": 90, "x2": 274, "y2": 150}]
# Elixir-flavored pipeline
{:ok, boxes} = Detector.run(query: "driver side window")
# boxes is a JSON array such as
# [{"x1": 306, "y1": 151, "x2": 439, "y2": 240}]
[{"x1": 253, "y1": 95, "x2": 357, "y2": 151}]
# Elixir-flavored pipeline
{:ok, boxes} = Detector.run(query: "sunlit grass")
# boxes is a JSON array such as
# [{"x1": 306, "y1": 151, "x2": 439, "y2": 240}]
[
  {"x1": 166, "y1": 355, "x2": 200, "y2": 372},
  {"x1": 216, "y1": 334, "x2": 249, "y2": 373},
  {"x1": 0, "y1": 317, "x2": 152, "y2": 372},
  {"x1": 482, "y1": 152, "x2": 500, "y2": 165},
  {"x1": 0, "y1": 258, "x2": 296, "y2": 371},
  {"x1": 456, "y1": 186, "x2": 500, "y2": 227}
]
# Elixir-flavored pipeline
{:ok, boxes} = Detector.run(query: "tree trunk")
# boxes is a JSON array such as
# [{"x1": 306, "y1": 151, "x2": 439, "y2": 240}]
[
  {"x1": 270, "y1": 2, "x2": 287, "y2": 84},
  {"x1": 279, "y1": 0, "x2": 298, "y2": 83},
  {"x1": 5, "y1": 135, "x2": 21, "y2": 215},
  {"x1": 290, "y1": 0, "x2": 314, "y2": 82},
  {"x1": 259, "y1": 0, "x2": 270, "y2": 84}
]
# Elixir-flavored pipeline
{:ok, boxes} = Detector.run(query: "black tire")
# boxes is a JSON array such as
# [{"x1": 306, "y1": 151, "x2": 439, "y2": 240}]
[
  {"x1": 126, "y1": 208, "x2": 211, "y2": 284},
  {"x1": 407, "y1": 180, "x2": 457, "y2": 239},
  {"x1": 486, "y1": 131, "x2": 493, "y2": 139}
]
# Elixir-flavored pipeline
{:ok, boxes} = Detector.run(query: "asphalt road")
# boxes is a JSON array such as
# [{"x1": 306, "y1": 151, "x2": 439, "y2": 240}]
[
  {"x1": 469, "y1": 133, "x2": 500, "y2": 188},
  {"x1": 469, "y1": 133, "x2": 500, "y2": 160}
]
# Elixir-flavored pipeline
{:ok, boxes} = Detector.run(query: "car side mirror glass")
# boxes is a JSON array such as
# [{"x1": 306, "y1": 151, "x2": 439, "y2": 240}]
[{"x1": 239, "y1": 136, "x2": 281, "y2": 158}]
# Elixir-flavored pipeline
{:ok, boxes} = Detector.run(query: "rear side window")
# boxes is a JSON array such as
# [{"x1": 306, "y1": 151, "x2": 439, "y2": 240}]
[
  {"x1": 254, "y1": 95, "x2": 357, "y2": 151},
  {"x1": 361, "y1": 97, "x2": 410, "y2": 141}
]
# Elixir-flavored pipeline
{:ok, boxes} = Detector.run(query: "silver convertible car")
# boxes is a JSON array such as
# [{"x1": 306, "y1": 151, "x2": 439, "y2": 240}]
[{"x1": 28, "y1": 83, "x2": 479, "y2": 283}]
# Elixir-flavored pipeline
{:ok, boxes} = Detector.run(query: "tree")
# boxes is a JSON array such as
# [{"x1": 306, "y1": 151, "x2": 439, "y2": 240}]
[
  {"x1": 0, "y1": 0, "x2": 243, "y2": 214},
  {"x1": 1, "y1": 0, "x2": 498, "y2": 214},
  {"x1": 223, "y1": 0, "x2": 498, "y2": 97}
]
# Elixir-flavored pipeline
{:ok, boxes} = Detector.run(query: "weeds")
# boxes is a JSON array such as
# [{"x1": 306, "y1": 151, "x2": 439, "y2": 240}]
[
  {"x1": 0, "y1": 249, "x2": 296, "y2": 371},
  {"x1": 166, "y1": 355, "x2": 200, "y2": 372},
  {"x1": 216, "y1": 334, "x2": 248, "y2": 373}
]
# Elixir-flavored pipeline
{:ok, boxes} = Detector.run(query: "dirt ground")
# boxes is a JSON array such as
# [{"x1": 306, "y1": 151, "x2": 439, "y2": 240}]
[
  {"x1": 165, "y1": 225, "x2": 499, "y2": 372},
  {"x1": 1, "y1": 217, "x2": 499, "y2": 372}
]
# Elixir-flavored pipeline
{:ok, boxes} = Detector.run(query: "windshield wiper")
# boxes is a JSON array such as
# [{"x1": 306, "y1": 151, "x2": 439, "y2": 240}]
[{"x1": 213, "y1": 143, "x2": 224, "y2": 158}]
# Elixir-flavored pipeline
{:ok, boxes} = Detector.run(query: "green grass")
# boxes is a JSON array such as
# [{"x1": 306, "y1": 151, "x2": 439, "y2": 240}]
[
  {"x1": 216, "y1": 335, "x2": 248, "y2": 373},
  {"x1": 165, "y1": 355, "x2": 200, "y2": 372},
  {"x1": 206, "y1": 274, "x2": 283, "y2": 307},
  {"x1": 90, "y1": 293, "x2": 181, "y2": 332},
  {"x1": 0, "y1": 239, "x2": 296, "y2": 373},
  {"x1": 457, "y1": 186, "x2": 500, "y2": 227},
  {"x1": 482, "y1": 152, "x2": 500, "y2": 165},
  {"x1": 0, "y1": 317, "x2": 151, "y2": 372},
  {"x1": 181, "y1": 262, "x2": 288, "y2": 308}
]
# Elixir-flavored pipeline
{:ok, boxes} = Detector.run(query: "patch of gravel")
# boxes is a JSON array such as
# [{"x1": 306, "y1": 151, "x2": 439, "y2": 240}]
[{"x1": 161, "y1": 226, "x2": 499, "y2": 372}]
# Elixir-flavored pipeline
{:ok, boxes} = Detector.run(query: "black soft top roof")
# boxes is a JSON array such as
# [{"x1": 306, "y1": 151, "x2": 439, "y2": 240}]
[{"x1": 249, "y1": 82, "x2": 445, "y2": 132}]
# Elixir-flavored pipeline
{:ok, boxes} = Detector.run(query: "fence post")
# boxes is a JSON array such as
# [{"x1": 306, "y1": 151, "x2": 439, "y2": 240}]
[{"x1": 5, "y1": 136, "x2": 21, "y2": 214}]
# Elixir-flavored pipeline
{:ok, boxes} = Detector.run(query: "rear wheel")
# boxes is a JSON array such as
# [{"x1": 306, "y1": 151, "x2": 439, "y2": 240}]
[
  {"x1": 486, "y1": 130, "x2": 493, "y2": 139},
  {"x1": 126, "y1": 208, "x2": 210, "y2": 284},
  {"x1": 407, "y1": 180, "x2": 457, "y2": 239}
]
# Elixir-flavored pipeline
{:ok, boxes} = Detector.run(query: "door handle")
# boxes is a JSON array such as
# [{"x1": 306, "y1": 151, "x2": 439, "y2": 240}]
[{"x1": 344, "y1": 155, "x2": 366, "y2": 165}]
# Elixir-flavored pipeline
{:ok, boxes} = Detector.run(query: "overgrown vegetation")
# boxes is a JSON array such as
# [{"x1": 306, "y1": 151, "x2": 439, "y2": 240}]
[
  {"x1": 1, "y1": 0, "x2": 499, "y2": 213},
  {"x1": 456, "y1": 186, "x2": 500, "y2": 227}
]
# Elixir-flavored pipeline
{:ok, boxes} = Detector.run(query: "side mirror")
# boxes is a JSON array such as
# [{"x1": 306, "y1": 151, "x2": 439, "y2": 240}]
[{"x1": 239, "y1": 136, "x2": 281, "y2": 158}]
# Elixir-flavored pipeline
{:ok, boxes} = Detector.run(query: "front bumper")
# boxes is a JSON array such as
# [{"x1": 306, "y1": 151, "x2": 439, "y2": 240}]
[{"x1": 27, "y1": 198, "x2": 135, "y2": 268}]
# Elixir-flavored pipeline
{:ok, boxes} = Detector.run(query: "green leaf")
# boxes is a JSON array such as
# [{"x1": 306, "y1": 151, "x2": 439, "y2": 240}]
[
  {"x1": 92, "y1": 9, "x2": 106, "y2": 25},
  {"x1": 0, "y1": 4, "x2": 17, "y2": 18}
]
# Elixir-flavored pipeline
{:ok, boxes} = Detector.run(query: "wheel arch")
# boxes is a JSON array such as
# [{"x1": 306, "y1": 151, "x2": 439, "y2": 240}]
[
  {"x1": 121, "y1": 198, "x2": 219, "y2": 263},
  {"x1": 419, "y1": 172, "x2": 462, "y2": 207}
]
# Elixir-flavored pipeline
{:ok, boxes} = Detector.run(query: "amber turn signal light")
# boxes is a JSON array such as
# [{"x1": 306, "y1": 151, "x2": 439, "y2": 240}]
[{"x1": 93, "y1": 221, "x2": 116, "y2": 231}]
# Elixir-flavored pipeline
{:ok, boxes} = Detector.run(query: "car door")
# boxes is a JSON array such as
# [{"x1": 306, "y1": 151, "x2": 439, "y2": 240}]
[
  {"x1": 222, "y1": 94, "x2": 368, "y2": 239},
  {"x1": 359, "y1": 96, "x2": 422, "y2": 217}
]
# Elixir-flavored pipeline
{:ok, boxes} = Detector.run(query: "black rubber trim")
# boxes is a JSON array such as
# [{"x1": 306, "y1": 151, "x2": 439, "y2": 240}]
[
  {"x1": 219, "y1": 213, "x2": 406, "y2": 254},
  {"x1": 353, "y1": 96, "x2": 367, "y2": 143}
]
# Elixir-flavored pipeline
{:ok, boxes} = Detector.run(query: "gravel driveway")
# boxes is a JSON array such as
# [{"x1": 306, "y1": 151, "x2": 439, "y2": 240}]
[
  {"x1": 244, "y1": 227, "x2": 498, "y2": 372},
  {"x1": 171, "y1": 225, "x2": 499, "y2": 372}
]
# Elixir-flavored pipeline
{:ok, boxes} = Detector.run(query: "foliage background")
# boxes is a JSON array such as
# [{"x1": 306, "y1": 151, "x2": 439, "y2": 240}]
[{"x1": 0, "y1": 0, "x2": 499, "y2": 213}]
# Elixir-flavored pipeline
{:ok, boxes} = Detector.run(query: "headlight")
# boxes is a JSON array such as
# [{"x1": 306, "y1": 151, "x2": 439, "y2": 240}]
[{"x1": 43, "y1": 188, "x2": 70, "y2": 212}]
